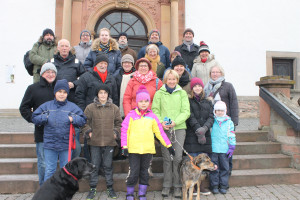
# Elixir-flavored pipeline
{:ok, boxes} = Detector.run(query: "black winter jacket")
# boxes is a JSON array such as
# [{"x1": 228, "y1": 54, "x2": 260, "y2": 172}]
[
  {"x1": 51, "y1": 53, "x2": 86, "y2": 103},
  {"x1": 184, "y1": 97, "x2": 214, "y2": 153},
  {"x1": 75, "y1": 71, "x2": 118, "y2": 111},
  {"x1": 115, "y1": 68, "x2": 136, "y2": 104},
  {"x1": 175, "y1": 43, "x2": 199, "y2": 70},
  {"x1": 19, "y1": 77, "x2": 56, "y2": 143}
]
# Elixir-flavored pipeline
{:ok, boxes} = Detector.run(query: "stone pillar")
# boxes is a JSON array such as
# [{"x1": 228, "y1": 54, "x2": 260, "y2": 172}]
[
  {"x1": 170, "y1": 0, "x2": 179, "y2": 51},
  {"x1": 62, "y1": 0, "x2": 72, "y2": 41},
  {"x1": 256, "y1": 76, "x2": 295, "y2": 130},
  {"x1": 160, "y1": 2, "x2": 171, "y2": 50}
]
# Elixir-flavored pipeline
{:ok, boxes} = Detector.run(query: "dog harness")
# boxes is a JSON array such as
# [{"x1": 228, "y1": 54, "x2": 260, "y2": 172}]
[{"x1": 63, "y1": 167, "x2": 78, "y2": 181}]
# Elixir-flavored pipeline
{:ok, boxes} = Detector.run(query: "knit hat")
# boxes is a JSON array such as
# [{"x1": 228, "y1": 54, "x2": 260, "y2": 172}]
[
  {"x1": 54, "y1": 79, "x2": 69, "y2": 95},
  {"x1": 183, "y1": 28, "x2": 194, "y2": 37},
  {"x1": 43, "y1": 28, "x2": 55, "y2": 37},
  {"x1": 136, "y1": 85, "x2": 150, "y2": 103},
  {"x1": 198, "y1": 41, "x2": 210, "y2": 54},
  {"x1": 40, "y1": 62, "x2": 57, "y2": 75},
  {"x1": 80, "y1": 30, "x2": 91, "y2": 38},
  {"x1": 214, "y1": 101, "x2": 227, "y2": 117},
  {"x1": 135, "y1": 58, "x2": 152, "y2": 70},
  {"x1": 94, "y1": 52, "x2": 109, "y2": 66},
  {"x1": 95, "y1": 84, "x2": 110, "y2": 97},
  {"x1": 171, "y1": 56, "x2": 186, "y2": 69},
  {"x1": 118, "y1": 32, "x2": 128, "y2": 40},
  {"x1": 121, "y1": 54, "x2": 134, "y2": 65},
  {"x1": 190, "y1": 77, "x2": 204, "y2": 89},
  {"x1": 149, "y1": 29, "x2": 160, "y2": 38}
]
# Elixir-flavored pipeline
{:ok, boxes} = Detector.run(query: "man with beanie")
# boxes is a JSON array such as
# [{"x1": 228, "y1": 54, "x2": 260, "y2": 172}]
[
  {"x1": 32, "y1": 79, "x2": 86, "y2": 182},
  {"x1": 175, "y1": 28, "x2": 199, "y2": 71},
  {"x1": 137, "y1": 29, "x2": 171, "y2": 67},
  {"x1": 117, "y1": 32, "x2": 137, "y2": 62},
  {"x1": 30, "y1": 28, "x2": 57, "y2": 83},
  {"x1": 74, "y1": 30, "x2": 92, "y2": 64},
  {"x1": 19, "y1": 63, "x2": 58, "y2": 186}
]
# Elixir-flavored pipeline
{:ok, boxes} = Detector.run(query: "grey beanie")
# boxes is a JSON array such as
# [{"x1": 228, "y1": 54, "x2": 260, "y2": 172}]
[
  {"x1": 80, "y1": 30, "x2": 91, "y2": 38},
  {"x1": 40, "y1": 63, "x2": 57, "y2": 75},
  {"x1": 121, "y1": 54, "x2": 134, "y2": 65}
]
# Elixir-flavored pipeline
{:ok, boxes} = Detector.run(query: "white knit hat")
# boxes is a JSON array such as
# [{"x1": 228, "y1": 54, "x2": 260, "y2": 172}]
[
  {"x1": 40, "y1": 63, "x2": 57, "y2": 75},
  {"x1": 214, "y1": 101, "x2": 227, "y2": 117}
]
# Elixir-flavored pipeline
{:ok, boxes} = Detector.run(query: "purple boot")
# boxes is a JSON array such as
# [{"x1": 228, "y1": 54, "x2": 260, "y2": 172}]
[
  {"x1": 126, "y1": 186, "x2": 135, "y2": 200},
  {"x1": 138, "y1": 184, "x2": 147, "y2": 200}
]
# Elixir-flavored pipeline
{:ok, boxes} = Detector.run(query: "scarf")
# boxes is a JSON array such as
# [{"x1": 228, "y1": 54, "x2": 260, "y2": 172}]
[
  {"x1": 54, "y1": 98, "x2": 67, "y2": 107},
  {"x1": 178, "y1": 70, "x2": 190, "y2": 88},
  {"x1": 145, "y1": 54, "x2": 160, "y2": 73},
  {"x1": 183, "y1": 40, "x2": 194, "y2": 51},
  {"x1": 99, "y1": 42, "x2": 110, "y2": 53},
  {"x1": 119, "y1": 43, "x2": 128, "y2": 49},
  {"x1": 79, "y1": 41, "x2": 92, "y2": 48},
  {"x1": 201, "y1": 57, "x2": 208, "y2": 63},
  {"x1": 165, "y1": 84, "x2": 176, "y2": 94},
  {"x1": 94, "y1": 66, "x2": 107, "y2": 83},
  {"x1": 204, "y1": 77, "x2": 225, "y2": 98},
  {"x1": 133, "y1": 70, "x2": 154, "y2": 84}
]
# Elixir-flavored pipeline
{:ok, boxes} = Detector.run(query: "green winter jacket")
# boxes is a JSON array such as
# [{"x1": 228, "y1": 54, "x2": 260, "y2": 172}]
[{"x1": 152, "y1": 84, "x2": 190, "y2": 130}]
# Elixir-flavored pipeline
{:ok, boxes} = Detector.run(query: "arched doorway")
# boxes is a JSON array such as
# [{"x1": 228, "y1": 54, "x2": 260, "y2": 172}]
[{"x1": 95, "y1": 10, "x2": 148, "y2": 52}]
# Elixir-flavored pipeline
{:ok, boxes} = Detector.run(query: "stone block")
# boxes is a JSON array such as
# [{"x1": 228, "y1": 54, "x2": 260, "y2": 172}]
[{"x1": 281, "y1": 144, "x2": 300, "y2": 155}]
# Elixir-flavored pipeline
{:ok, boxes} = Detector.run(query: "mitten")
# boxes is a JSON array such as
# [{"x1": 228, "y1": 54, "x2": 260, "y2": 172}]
[
  {"x1": 195, "y1": 126, "x2": 208, "y2": 144},
  {"x1": 122, "y1": 148, "x2": 129, "y2": 157},
  {"x1": 226, "y1": 145, "x2": 235, "y2": 158},
  {"x1": 167, "y1": 146, "x2": 175, "y2": 156}
]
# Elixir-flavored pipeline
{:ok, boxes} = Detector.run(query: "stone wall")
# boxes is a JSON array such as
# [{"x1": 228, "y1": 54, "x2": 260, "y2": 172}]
[{"x1": 238, "y1": 96, "x2": 259, "y2": 118}]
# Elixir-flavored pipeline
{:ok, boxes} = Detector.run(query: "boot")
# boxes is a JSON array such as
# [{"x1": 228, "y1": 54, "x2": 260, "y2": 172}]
[
  {"x1": 126, "y1": 186, "x2": 135, "y2": 200},
  {"x1": 200, "y1": 183, "x2": 211, "y2": 195},
  {"x1": 138, "y1": 184, "x2": 147, "y2": 200}
]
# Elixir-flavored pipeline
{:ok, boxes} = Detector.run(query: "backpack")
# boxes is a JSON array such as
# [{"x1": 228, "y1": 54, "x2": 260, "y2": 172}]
[{"x1": 23, "y1": 50, "x2": 34, "y2": 76}]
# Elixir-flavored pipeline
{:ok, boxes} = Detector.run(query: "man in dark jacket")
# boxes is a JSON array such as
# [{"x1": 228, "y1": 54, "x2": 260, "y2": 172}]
[
  {"x1": 29, "y1": 28, "x2": 57, "y2": 83},
  {"x1": 175, "y1": 28, "x2": 199, "y2": 71},
  {"x1": 51, "y1": 39, "x2": 86, "y2": 103},
  {"x1": 137, "y1": 29, "x2": 171, "y2": 67},
  {"x1": 19, "y1": 63, "x2": 57, "y2": 186},
  {"x1": 117, "y1": 32, "x2": 137, "y2": 62}
]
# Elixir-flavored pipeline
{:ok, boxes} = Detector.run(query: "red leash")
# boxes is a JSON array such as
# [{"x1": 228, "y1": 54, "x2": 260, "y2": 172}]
[
  {"x1": 63, "y1": 167, "x2": 78, "y2": 181},
  {"x1": 68, "y1": 123, "x2": 76, "y2": 162}
]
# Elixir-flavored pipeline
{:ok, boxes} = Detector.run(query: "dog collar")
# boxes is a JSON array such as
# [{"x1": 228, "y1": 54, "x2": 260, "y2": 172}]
[
  {"x1": 63, "y1": 167, "x2": 78, "y2": 181},
  {"x1": 188, "y1": 155, "x2": 201, "y2": 170}
]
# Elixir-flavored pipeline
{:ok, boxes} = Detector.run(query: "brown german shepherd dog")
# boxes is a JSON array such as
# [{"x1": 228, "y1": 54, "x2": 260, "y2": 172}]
[{"x1": 180, "y1": 153, "x2": 215, "y2": 200}]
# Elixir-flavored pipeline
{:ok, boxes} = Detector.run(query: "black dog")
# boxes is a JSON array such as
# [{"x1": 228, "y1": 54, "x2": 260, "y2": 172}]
[{"x1": 32, "y1": 157, "x2": 95, "y2": 200}]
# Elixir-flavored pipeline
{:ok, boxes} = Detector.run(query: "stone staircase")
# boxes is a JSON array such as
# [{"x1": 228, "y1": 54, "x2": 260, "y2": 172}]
[{"x1": 0, "y1": 130, "x2": 300, "y2": 194}]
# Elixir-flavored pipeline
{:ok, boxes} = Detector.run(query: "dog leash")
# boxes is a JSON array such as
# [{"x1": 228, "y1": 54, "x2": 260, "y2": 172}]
[
  {"x1": 63, "y1": 167, "x2": 78, "y2": 181},
  {"x1": 169, "y1": 128, "x2": 201, "y2": 170}
]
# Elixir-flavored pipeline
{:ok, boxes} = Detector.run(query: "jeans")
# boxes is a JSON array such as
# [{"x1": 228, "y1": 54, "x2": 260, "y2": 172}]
[
  {"x1": 161, "y1": 129, "x2": 186, "y2": 188},
  {"x1": 209, "y1": 153, "x2": 229, "y2": 189},
  {"x1": 36, "y1": 142, "x2": 45, "y2": 186},
  {"x1": 44, "y1": 149, "x2": 69, "y2": 182},
  {"x1": 71, "y1": 127, "x2": 81, "y2": 159},
  {"x1": 89, "y1": 146, "x2": 114, "y2": 187}
]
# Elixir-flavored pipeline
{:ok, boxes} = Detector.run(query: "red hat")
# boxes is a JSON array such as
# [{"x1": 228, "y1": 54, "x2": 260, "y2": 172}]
[
  {"x1": 135, "y1": 58, "x2": 152, "y2": 70},
  {"x1": 190, "y1": 77, "x2": 204, "y2": 89}
]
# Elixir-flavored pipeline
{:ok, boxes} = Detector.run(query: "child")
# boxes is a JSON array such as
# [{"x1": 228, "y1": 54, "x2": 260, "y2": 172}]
[
  {"x1": 209, "y1": 101, "x2": 236, "y2": 194},
  {"x1": 32, "y1": 79, "x2": 86, "y2": 182},
  {"x1": 82, "y1": 84, "x2": 122, "y2": 200},
  {"x1": 121, "y1": 85, "x2": 175, "y2": 200}
]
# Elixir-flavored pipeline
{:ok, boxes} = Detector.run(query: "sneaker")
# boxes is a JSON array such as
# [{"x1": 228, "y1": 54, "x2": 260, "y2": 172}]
[
  {"x1": 174, "y1": 187, "x2": 182, "y2": 198},
  {"x1": 200, "y1": 184, "x2": 211, "y2": 196},
  {"x1": 86, "y1": 188, "x2": 97, "y2": 200},
  {"x1": 211, "y1": 188, "x2": 219, "y2": 194},
  {"x1": 107, "y1": 187, "x2": 117, "y2": 199},
  {"x1": 161, "y1": 187, "x2": 170, "y2": 197},
  {"x1": 219, "y1": 188, "x2": 227, "y2": 194}
]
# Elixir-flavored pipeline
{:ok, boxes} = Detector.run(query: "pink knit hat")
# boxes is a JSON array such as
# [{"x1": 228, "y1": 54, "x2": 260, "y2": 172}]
[
  {"x1": 190, "y1": 77, "x2": 204, "y2": 89},
  {"x1": 136, "y1": 85, "x2": 150, "y2": 103}
]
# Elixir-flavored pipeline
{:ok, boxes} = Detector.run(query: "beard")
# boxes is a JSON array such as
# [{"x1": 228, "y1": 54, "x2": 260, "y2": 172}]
[{"x1": 43, "y1": 38, "x2": 54, "y2": 45}]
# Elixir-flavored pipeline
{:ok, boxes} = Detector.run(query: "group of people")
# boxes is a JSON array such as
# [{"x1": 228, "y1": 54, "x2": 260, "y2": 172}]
[{"x1": 19, "y1": 27, "x2": 239, "y2": 200}]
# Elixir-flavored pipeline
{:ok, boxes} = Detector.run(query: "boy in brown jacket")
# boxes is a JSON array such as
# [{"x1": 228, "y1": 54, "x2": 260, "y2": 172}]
[{"x1": 82, "y1": 84, "x2": 122, "y2": 200}]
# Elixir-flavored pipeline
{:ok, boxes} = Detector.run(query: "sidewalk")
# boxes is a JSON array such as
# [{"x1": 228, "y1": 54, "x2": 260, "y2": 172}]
[{"x1": 1, "y1": 184, "x2": 300, "y2": 199}]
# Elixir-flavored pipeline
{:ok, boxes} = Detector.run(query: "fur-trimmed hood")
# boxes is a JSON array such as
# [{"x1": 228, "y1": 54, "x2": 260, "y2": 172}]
[
  {"x1": 38, "y1": 36, "x2": 58, "y2": 46},
  {"x1": 91, "y1": 38, "x2": 119, "y2": 51}
]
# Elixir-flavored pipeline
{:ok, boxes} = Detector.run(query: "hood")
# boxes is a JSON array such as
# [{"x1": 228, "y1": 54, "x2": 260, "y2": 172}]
[
  {"x1": 93, "y1": 97, "x2": 113, "y2": 107},
  {"x1": 194, "y1": 54, "x2": 215, "y2": 63},
  {"x1": 91, "y1": 38, "x2": 119, "y2": 51},
  {"x1": 38, "y1": 35, "x2": 58, "y2": 46}
]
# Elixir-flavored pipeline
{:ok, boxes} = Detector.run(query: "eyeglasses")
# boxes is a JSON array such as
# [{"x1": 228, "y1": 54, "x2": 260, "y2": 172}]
[
  {"x1": 139, "y1": 65, "x2": 149, "y2": 68},
  {"x1": 211, "y1": 71, "x2": 221, "y2": 74},
  {"x1": 44, "y1": 71, "x2": 56, "y2": 75},
  {"x1": 81, "y1": 34, "x2": 90, "y2": 37}
]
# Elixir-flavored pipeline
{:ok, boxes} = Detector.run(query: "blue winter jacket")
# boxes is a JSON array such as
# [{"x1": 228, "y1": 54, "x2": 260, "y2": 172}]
[
  {"x1": 211, "y1": 115, "x2": 236, "y2": 153},
  {"x1": 137, "y1": 41, "x2": 171, "y2": 68},
  {"x1": 32, "y1": 99, "x2": 86, "y2": 151}
]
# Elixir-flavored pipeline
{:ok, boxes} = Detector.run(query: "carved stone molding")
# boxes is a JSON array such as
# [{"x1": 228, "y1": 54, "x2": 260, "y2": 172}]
[
  {"x1": 159, "y1": 0, "x2": 170, "y2": 5},
  {"x1": 116, "y1": 0, "x2": 129, "y2": 8},
  {"x1": 131, "y1": 0, "x2": 160, "y2": 28}
]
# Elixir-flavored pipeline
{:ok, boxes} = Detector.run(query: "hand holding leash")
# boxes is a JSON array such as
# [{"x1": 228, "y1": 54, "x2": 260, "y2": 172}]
[
  {"x1": 122, "y1": 148, "x2": 129, "y2": 157},
  {"x1": 167, "y1": 146, "x2": 175, "y2": 156},
  {"x1": 195, "y1": 126, "x2": 208, "y2": 144},
  {"x1": 226, "y1": 145, "x2": 235, "y2": 158}
]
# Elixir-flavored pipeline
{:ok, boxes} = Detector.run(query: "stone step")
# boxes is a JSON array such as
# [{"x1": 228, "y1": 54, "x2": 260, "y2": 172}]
[
  {"x1": 0, "y1": 109, "x2": 20, "y2": 117},
  {"x1": 235, "y1": 130, "x2": 268, "y2": 142},
  {"x1": 0, "y1": 154, "x2": 291, "y2": 175},
  {"x1": 1, "y1": 168, "x2": 300, "y2": 193},
  {"x1": 0, "y1": 142, "x2": 281, "y2": 158}
]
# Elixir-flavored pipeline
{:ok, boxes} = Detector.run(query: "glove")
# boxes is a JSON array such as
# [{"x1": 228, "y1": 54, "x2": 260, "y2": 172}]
[
  {"x1": 122, "y1": 148, "x2": 129, "y2": 157},
  {"x1": 164, "y1": 117, "x2": 172, "y2": 125},
  {"x1": 195, "y1": 126, "x2": 208, "y2": 144},
  {"x1": 167, "y1": 146, "x2": 175, "y2": 156},
  {"x1": 226, "y1": 145, "x2": 235, "y2": 158}
]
